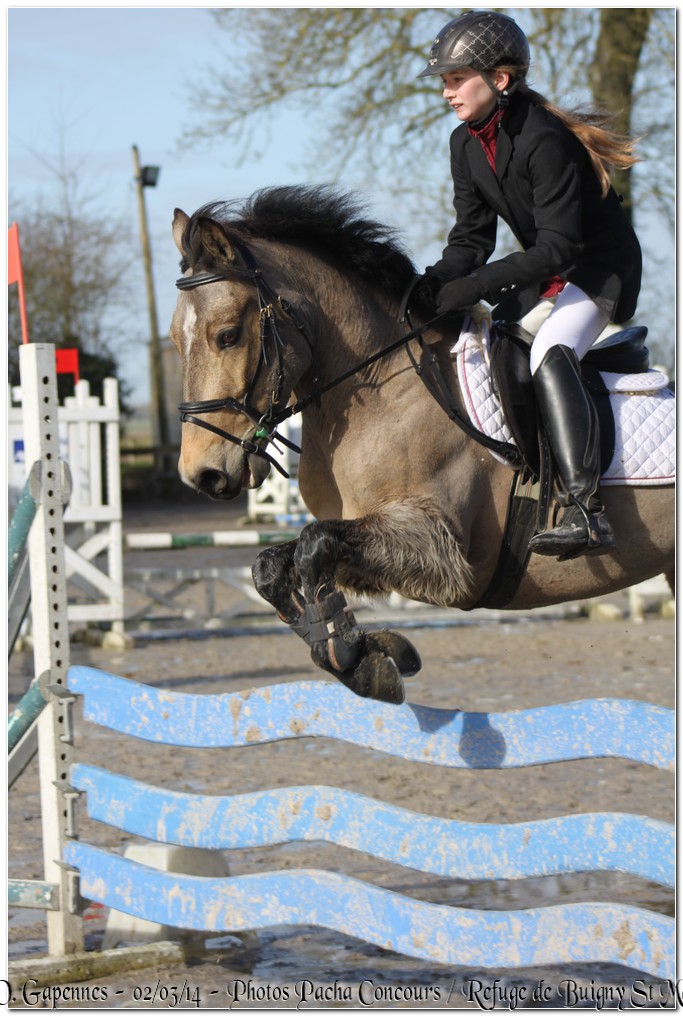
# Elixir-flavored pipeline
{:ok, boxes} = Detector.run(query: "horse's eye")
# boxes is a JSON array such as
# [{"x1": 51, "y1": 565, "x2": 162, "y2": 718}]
[{"x1": 216, "y1": 327, "x2": 240, "y2": 350}]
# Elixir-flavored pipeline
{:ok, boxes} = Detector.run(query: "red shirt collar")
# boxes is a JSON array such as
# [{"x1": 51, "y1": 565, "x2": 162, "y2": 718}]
[{"x1": 468, "y1": 109, "x2": 504, "y2": 173}]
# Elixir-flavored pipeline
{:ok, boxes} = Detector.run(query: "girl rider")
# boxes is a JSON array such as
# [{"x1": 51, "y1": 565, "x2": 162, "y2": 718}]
[{"x1": 418, "y1": 11, "x2": 642, "y2": 559}]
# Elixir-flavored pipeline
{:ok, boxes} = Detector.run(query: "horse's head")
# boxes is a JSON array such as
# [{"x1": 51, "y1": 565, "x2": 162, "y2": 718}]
[{"x1": 170, "y1": 207, "x2": 314, "y2": 500}]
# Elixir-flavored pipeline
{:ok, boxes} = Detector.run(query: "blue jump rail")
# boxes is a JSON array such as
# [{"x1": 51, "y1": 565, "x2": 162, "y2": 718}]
[
  {"x1": 71, "y1": 765, "x2": 674, "y2": 887},
  {"x1": 67, "y1": 667, "x2": 675, "y2": 770},
  {"x1": 64, "y1": 667, "x2": 675, "y2": 978},
  {"x1": 63, "y1": 843, "x2": 674, "y2": 979}
]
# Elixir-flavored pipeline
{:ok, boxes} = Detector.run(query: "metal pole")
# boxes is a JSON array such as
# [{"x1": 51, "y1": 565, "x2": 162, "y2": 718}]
[{"x1": 132, "y1": 144, "x2": 169, "y2": 462}]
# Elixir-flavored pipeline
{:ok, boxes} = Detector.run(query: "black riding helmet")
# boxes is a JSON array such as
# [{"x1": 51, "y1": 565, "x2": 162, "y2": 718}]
[{"x1": 418, "y1": 10, "x2": 530, "y2": 80}]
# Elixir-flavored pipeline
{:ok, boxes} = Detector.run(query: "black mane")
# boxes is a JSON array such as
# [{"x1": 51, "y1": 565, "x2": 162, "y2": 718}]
[{"x1": 180, "y1": 185, "x2": 418, "y2": 298}]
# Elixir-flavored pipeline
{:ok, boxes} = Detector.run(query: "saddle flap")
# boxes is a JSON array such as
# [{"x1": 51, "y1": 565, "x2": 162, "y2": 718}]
[
  {"x1": 455, "y1": 323, "x2": 675, "y2": 487},
  {"x1": 489, "y1": 328, "x2": 540, "y2": 476}
]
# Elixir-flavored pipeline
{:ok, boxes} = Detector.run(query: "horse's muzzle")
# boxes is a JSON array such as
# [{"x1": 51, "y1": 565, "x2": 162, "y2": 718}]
[{"x1": 188, "y1": 448, "x2": 272, "y2": 500}]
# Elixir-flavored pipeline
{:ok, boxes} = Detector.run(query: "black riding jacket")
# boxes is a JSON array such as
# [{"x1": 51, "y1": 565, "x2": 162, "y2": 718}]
[{"x1": 428, "y1": 91, "x2": 642, "y2": 323}]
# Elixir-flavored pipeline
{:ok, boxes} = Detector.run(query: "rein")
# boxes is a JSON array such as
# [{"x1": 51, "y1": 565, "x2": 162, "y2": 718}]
[{"x1": 176, "y1": 239, "x2": 521, "y2": 478}]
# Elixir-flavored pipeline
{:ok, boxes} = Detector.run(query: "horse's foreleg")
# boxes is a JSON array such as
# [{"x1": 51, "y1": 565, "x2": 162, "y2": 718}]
[
  {"x1": 252, "y1": 540, "x2": 306, "y2": 629},
  {"x1": 253, "y1": 503, "x2": 466, "y2": 705},
  {"x1": 253, "y1": 540, "x2": 375, "y2": 693},
  {"x1": 252, "y1": 541, "x2": 358, "y2": 666},
  {"x1": 291, "y1": 519, "x2": 428, "y2": 705}
]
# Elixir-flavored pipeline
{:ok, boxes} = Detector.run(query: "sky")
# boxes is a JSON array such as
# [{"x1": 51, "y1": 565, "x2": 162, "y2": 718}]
[
  {"x1": 6, "y1": 7, "x2": 343, "y2": 402},
  {"x1": 6, "y1": 5, "x2": 449, "y2": 404},
  {"x1": 5, "y1": 5, "x2": 676, "y2": 404}
]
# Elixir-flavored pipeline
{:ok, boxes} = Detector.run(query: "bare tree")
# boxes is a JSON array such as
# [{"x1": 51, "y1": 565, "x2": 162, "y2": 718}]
[
  {"x1": 589, "y1": 9, "x2": 651, "y2": 220},
  {"x1": 12, "y1": 205, "x2": 128, "y2": 341},
  {"x1": 8, "y1": 144, "x2": 139, "y2": 404},
  {"x1": 182, "y1": 8, "x2": 673, "y2": 213},
  {"x1": 8, "y1": 173, "x2": 136, "y2": 355},
  {"x1": 179, "y1": 7, "x2": 674, "y2": 365}
]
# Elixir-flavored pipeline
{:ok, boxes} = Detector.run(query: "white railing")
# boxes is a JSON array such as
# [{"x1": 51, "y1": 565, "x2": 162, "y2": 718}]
[{"x1": 9, "y1": 375, "x2": 124, "y2": 631}]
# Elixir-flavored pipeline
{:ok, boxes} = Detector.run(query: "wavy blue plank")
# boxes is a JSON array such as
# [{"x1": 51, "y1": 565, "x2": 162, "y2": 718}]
[
  {"x1": 71, "y1": 765, "x2": 674, "y2": 888},
  {"x1": 67, "y1": 668, "x2": 674, "y2": 770},
  {"x1": 63, "y1": 843, "x2": 674, "y2": 978}
]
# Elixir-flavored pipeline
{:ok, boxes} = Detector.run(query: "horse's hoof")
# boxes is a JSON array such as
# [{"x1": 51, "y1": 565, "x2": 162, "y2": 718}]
[
  {"x1": 354, "y1": 652, "x2": 405, "y2": 705},
  {"x1": 363, "y1": 630, "x2": 422, "y2": 677}
]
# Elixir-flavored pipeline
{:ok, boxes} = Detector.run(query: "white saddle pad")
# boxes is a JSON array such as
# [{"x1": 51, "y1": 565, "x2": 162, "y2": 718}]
[{"x1": 454, "y1": 319, "x2": 675, "y2": 486}]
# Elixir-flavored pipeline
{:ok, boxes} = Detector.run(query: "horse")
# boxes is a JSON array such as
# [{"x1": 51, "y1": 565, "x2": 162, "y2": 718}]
[{"x1": 169, "y1": 185, "x2": 674, "y2": 704}]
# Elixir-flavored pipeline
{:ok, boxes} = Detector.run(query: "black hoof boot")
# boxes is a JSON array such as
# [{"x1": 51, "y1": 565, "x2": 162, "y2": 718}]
[
  {"x1": 302, "y1": 591, "x2": 361, "y2": 672},
  {"x1": 330, "y1": 629, "x2": 419, "y2": 704},
  {"x1": 290, "y1": 589, "x2": 416, "y2": 705}
]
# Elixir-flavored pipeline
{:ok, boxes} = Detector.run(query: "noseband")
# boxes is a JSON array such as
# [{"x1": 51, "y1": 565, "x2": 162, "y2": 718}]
[{"x1": 176, "y1": 238, "x2": 308, "y2": 478}]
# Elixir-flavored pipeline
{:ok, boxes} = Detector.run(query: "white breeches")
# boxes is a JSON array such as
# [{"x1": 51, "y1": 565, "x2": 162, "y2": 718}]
[{"x1": 529, "y1": 283, "x2": 611, "y2": 375}]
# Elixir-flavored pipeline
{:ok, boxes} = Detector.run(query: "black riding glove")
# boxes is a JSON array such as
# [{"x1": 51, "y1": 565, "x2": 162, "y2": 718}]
[
  {"x1": 411, "y1": 274, "x2": 440, "y2": 316},
  {"x1": 436, "y1": 275, "x2": 485, "y2": 316}
]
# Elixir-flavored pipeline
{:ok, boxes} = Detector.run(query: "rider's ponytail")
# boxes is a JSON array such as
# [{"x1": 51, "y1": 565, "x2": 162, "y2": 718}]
[{"x1": 497, "y1": 71, "x2": 641, "y2": 197}]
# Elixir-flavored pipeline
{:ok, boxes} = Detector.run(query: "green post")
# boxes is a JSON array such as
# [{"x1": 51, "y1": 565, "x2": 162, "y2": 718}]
[
  {"x1": 8, "y1": 676, "x2": 47, "y2": 754},
  {"x1": 8, "y1": 478, "x2": 37, "y2": 587}
]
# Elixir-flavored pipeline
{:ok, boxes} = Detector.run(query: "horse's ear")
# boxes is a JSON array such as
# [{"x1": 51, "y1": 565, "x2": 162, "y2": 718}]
[
  {"x1": 196, "y1": 218, "x2": 238, "y2": 267},
  {"x1": 172, "y1": 209, "x2": 190, "y2": 254}
]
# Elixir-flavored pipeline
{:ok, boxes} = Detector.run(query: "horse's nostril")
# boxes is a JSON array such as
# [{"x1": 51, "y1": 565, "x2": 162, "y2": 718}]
[{"x1": 198, "y1": 469, "x2": 229, "y2": 496}]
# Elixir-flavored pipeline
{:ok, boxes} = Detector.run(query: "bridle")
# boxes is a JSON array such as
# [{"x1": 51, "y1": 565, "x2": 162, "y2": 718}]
[
  {"x1": 177, "y1": 238, "x2": 310, "y2": 477},
  {"x1": 176, "y1": 236, "x2": 520, "y2": 479}
]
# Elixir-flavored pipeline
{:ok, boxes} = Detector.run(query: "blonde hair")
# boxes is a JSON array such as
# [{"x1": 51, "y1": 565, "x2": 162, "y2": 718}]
[{"x1": 498, "y1": 70, "x2": 640, "y2": 197}]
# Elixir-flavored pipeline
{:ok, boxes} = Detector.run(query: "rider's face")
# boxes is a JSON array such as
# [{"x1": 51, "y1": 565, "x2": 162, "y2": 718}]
[{"x1": 441, "y1": 67, "x2": 504, "y2": 123}]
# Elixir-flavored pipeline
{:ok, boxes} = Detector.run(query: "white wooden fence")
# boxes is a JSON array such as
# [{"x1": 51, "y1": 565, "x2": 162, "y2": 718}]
[{"x1": 8, "y1": 376, "x2": 124, "y2": 632}]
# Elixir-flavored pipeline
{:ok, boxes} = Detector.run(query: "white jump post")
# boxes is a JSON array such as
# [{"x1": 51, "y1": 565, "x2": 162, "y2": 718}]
[
  {"x1": 62, "y1": 376, "x2": 124, "y2": 634},
  {"x1": 21, "y1": 343, "x2": 83, "y2": 955},
  {"x1": 247, "y1": 419, "x2": 311, "y2": 522}
]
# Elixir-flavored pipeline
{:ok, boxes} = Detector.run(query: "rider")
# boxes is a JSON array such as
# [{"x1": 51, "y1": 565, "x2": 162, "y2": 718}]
[{"x1": 417, "y1": 10, "x2": 642, "y2": 559}]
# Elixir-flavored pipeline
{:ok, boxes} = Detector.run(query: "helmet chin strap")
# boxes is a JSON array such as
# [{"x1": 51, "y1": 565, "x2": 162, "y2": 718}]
[{"x1": 480, "y1": 71, "x2": 522, "y2": 109}]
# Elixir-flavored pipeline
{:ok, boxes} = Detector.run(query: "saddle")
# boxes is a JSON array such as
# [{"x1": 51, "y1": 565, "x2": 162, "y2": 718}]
[{"x1": 488, "y1": 323, "x2": 650, "y2": 480}]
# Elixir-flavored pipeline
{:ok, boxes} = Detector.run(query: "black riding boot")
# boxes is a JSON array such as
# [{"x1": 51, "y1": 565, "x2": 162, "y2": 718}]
[{"x1": 529, "y1": 344, "x2": 615, "y2": 559}]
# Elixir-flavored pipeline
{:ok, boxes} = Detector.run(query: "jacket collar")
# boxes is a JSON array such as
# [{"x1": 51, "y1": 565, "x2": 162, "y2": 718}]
[
  {"x1": 463, "y1": 92, "x2": 534, "y2": 236},
  {"x1": 464, "y1": 92, "x2": 532, "y2": 212}
]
